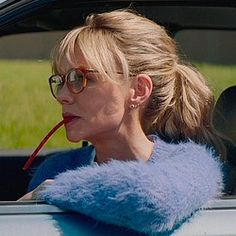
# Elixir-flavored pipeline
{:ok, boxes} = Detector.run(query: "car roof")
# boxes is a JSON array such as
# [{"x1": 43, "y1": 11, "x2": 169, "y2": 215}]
[{"x1": 1, "y1": 0, "x2": 236, "y2": 36}]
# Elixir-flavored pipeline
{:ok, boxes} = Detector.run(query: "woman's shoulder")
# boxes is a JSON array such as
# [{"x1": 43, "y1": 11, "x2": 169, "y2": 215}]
[{"x1": 150, "y1": 135, "x2": 220, "y2": 165}]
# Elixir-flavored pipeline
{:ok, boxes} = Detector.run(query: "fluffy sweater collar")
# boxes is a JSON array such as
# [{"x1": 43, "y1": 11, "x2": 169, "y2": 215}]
[{"x1": 39, "y1": 137, "x2": 223, "y2": 235}]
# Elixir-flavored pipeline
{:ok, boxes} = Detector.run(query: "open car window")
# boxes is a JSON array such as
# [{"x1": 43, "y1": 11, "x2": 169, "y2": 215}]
[{"x1": 0, "y1": 29, "x2": 235, "y2": 150}]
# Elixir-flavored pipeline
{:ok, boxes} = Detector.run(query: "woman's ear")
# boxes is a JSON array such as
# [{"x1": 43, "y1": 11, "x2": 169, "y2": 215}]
[{"x1": 130, "y1": 74, "x2": 153, "y2": 107}]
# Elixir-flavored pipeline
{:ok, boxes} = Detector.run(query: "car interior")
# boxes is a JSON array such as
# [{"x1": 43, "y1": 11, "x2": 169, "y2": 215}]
[{"x1": 0, "y1": 0, "x2": 236, "y2": 200}]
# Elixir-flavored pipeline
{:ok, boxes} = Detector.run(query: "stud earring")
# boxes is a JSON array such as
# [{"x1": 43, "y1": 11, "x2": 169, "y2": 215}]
[
  {"x1": 130, "y1": 104, "x2": 138, "y2": 109},
  {"x1": 130, "y1": 104, "x2": 135, "y2": 109}
]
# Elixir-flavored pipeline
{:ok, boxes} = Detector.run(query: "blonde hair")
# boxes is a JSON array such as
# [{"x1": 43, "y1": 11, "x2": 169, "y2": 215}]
[{"x1": 52, "y1": 9, "x2": 226, "y2": 160}]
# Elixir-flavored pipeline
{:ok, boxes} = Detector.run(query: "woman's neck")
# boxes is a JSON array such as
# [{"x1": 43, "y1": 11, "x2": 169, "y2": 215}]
[{"x1": 92, "y1": 126, "x2": 154, "y2": 164}]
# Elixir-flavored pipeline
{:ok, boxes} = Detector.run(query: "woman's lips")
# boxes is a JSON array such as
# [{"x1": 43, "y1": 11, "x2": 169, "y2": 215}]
[{"x1": 62, "y1": 113, "x2": 80, "y2": 124}]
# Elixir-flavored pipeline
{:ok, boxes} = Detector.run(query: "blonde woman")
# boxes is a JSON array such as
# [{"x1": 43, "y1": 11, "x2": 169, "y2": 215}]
[{"x1": 21, "y1": 9, "x2": 223, "y2": 234}]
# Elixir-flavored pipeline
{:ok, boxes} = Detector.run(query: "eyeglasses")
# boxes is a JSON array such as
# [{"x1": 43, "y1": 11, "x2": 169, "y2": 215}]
[{"x1": 49, "y1": 67, "x2": 98, "y2": 99}]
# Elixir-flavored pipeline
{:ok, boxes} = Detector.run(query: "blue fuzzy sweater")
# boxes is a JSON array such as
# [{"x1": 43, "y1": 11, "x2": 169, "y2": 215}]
[{"x1": 37, "y1": 137, "x2": 223, "y2": 235}]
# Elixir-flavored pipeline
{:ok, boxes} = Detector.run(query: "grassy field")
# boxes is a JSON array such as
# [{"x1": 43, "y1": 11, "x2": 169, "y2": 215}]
[
  {"x1": 0, "y1": 59, "x2": 79, "y2": 149},
  {"x1": 196, "y1": 63, "x2": 236, "y2": 98},
  {"x1": 0, "y1": 59, "x2": 235, "y2": 149}
]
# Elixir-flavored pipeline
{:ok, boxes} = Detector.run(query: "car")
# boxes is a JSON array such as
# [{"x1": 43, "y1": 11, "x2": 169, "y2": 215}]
[{"x1": 0, "y1": 0, "x2": 236, "y2": 235}]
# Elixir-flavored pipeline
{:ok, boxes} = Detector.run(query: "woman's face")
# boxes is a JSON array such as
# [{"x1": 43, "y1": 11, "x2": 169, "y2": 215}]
[{"x1": 57, "y1": 50, "x2": 131, "y2": 143}]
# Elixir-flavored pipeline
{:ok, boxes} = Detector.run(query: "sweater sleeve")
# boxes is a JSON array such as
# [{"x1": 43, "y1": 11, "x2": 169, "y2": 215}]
[{"x1": 39, "y1": 142, "x2": 223, "y2": 235}]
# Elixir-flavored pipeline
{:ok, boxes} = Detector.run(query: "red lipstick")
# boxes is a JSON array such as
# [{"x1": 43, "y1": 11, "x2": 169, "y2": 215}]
[{"x1": 63, "y1": 113, "x2": 80, "y2": 122}]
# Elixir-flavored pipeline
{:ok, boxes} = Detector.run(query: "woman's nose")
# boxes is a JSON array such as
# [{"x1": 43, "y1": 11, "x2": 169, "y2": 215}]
[{"x1": 56, "y1": 84, "x2": 74, "y2": 104}]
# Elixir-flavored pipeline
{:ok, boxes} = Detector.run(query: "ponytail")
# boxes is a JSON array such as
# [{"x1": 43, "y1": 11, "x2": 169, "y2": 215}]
[{"x1": 144, "y1": 63, "x2": 226, "y2": 160}]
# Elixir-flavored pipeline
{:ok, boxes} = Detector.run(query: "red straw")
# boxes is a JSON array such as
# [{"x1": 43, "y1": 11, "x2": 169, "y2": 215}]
[{"x1": 23, "y1": 119, "x2": 67, "y2": 171}]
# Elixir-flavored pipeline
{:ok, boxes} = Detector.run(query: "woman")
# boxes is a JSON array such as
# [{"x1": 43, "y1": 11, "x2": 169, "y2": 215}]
[{"x1": 20, "y1": 9, "x2": 224, "y2": 235}]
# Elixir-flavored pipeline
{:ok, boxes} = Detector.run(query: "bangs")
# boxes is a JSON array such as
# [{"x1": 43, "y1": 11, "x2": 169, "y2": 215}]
[
  {"x1": 52, "y1": 26, "x2": 129, "y2": 81},
  {"x1": 52, "y1": 28, "x2": 85, "y2": 74}
]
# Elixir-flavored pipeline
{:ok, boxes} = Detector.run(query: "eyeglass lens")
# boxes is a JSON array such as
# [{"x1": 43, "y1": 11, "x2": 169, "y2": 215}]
[{"x1": 50, "y1": 69, "x2": 85, "y2": 98}]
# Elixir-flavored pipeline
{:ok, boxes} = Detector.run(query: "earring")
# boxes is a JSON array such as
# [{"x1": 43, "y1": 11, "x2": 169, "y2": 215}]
[
  {"x1": 130, "y1": 104, "x2": 135, "y2": 109},
  {"x1": 130, "y1": 104, "x2": 138, "y2": 109}
]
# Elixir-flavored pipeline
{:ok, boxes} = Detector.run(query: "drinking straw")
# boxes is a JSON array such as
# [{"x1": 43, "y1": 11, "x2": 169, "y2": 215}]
[{"x1": 23, "y1": 118, "x2": 70, "y2": 171}]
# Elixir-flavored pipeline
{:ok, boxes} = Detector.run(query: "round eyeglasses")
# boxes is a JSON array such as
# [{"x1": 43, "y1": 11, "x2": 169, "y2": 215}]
[{"x1": 49, "y1": 67, "x2": 98, "y2": 99}]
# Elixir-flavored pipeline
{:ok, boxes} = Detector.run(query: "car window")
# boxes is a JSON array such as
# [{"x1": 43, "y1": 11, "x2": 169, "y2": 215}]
[
  {"x1": 175, "y1": 29, "x2": 236, "y2": 98},
  {"x1": 0, "y1": 29, "x2": 236, "y2": 150}
]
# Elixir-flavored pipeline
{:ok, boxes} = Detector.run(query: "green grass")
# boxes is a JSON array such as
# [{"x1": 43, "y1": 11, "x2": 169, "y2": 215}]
[
  {"x1": 0, "y1": 59, "x2": 79, "y2": 149},
  {"x1": 196, "y1": 63, "x2": 236, "y2": 99},
  {"x1": 0, "y1": 59, "x2": 235, "y2": 149}
]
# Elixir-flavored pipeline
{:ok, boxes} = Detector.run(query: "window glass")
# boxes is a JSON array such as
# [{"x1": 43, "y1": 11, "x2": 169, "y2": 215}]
[
  {"x1": 0, "y1": 31, "x2": 79, "y2": 149},
  {"x1": 175, "y1": 30, "x2": 236, "y2": 98}
]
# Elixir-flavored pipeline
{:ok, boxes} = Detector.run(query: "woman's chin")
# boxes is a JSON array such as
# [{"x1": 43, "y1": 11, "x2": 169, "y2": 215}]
[{"x1": 66, "y1": 134, "x2": 83, "y2": 143}]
